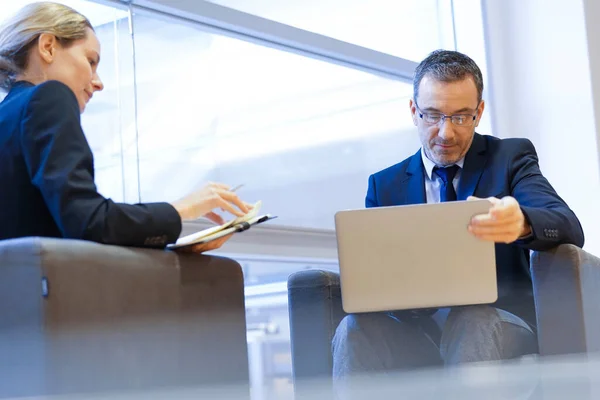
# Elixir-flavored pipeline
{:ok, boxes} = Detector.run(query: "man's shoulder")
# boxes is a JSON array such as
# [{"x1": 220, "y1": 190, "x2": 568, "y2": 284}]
[
  {"x1": 481, "y1": 134, "x2": 536, "y2": 155},
  {"x1": 370, "y1": 153, "x2": 416, "y2": 180},
  {"x1": 368, "y1": 134, "x2": 539, "y2": 180}
]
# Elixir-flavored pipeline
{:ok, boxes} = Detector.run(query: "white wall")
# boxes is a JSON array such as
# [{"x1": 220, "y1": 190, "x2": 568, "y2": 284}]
[
  {"x1": 481, "y1": 0, "x2": 600, "y2": 256},
  {"x1": 583, "y1": 0, "x2": 600, "y2": 171}
]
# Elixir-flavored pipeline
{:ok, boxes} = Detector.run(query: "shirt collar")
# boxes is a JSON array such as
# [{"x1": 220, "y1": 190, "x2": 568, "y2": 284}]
[{"x1": 420, "y1": 147, "x2": 465, "y2": 180}]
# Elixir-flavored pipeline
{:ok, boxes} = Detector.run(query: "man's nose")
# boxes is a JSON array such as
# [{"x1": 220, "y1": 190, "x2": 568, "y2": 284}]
[{"x1": 437, "y1": 118, "x2": 455, "y2": 140}]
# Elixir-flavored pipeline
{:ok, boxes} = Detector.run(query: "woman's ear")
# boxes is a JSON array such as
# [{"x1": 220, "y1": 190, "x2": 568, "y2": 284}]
[{"x1": 37, "y1": 33, "x2": 58, "y2": 64}]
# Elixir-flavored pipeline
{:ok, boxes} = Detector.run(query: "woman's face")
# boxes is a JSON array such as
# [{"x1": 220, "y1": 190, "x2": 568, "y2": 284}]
[{"x1": 43, "y1": 27, "x2": 104, "y2": 112}]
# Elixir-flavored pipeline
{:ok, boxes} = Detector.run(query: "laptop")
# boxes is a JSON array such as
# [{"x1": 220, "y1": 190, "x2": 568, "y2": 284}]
[{"x1": 334, "y1": 199, "x2": 497, "y2": 314}]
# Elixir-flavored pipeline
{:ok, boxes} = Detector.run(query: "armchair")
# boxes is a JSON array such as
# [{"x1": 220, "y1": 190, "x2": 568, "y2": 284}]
[
  {"x1": 0, "y1": 237, "x2": 249, "y2": 398},
  {"x1": 287, "y1": 244, "x2": 600, "y2": 398}
]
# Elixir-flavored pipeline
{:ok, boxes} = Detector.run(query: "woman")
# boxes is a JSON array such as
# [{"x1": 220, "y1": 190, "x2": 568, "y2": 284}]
[{"x1": 0, "y1": 2, "x2": 249, "y2": 252}]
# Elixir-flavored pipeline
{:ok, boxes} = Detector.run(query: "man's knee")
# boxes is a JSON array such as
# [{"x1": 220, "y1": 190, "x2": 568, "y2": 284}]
[
  {"x1": 334, "y1": 313, "x2": 386, "y2": 344},
  {"x1": 332, "y1": 313, "x2": 395, "y2": 374},
  {"x1": 336, "y1": 314, "x2": 360, "y2": 335},
  {"x1": 334, "y1": 314, "x2": 364, "y2": 347},
  {"x1": 442, "y1": 305, "x2": 536, "y2": 363},
  {"x1": 448, "y1": 305, "x2": 501, "y2": 329},
  {"x1": 448, "y1": 305, "x2": 534, "y2": 335},
  {"x1": 333, "y1": 312, "x2": 407, "y2": 358}
]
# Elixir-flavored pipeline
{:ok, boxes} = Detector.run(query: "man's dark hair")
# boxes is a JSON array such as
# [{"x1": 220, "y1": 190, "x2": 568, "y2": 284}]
[{"x1": 413, "y1": 49, "x2": 484, "y2": 103}]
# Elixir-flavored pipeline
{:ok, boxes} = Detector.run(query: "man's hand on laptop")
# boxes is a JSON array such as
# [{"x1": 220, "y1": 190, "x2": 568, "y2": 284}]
[{"x1": 467, "y1": 196, "x2": 532, "y2": 243}]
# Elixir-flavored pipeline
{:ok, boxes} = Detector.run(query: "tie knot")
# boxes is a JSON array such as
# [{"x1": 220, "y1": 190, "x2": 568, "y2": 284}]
[{"x1": 433, "y1": 165, "x2": 460, "y2": 185}]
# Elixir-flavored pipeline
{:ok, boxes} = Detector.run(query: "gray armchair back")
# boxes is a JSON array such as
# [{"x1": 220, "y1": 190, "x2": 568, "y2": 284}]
[
  {"x1": 0, "y1": 237, "x2": 249, "y2": 398},
  {"x1": 287, "y1": 244, "x2": 600, "y2": 399}
]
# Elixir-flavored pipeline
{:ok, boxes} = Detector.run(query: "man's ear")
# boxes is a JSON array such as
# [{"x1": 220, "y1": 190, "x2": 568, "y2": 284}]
[
  {"x1": 37, "y1": 33, "x2": 58, "y2": 64},
  {"x1": 474, "y1": 99, "x2": 485, "y2": 127},
  {"x1": 409, "y1": 98, "x2": 418, "y2": 126}
]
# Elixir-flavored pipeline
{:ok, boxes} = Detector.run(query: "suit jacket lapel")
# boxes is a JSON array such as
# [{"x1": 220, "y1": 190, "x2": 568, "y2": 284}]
[
  {"x1": 456, "y1": 133, "x2": 488, "y2": 200},
  {"x1": 402, "y1": 149, "x2": 426, "y2": 205}
]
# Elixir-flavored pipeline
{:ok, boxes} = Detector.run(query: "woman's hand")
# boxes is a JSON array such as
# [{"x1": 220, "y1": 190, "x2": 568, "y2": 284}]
[
  {"x1": 176, "y1": 233, "x2": 233, "y2": 254},
  {"x1": 170, "y1": 182, "x2": 250, "y2": 222}
]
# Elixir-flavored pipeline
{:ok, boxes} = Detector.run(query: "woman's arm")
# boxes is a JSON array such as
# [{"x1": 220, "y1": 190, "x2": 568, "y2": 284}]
[{"x1": 19, "y1": 80, "x2": 182, "y2": 248}]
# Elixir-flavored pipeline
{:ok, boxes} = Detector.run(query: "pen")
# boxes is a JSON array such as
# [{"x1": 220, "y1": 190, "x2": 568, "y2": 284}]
[{"x1": 231, "y1": 184, "x2": 244, "y2": 192}]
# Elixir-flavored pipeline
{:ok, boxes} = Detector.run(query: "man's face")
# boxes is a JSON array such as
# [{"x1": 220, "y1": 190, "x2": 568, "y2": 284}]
[{"x1": 409, "y1": 75, "x2": 484, "y2": 166}]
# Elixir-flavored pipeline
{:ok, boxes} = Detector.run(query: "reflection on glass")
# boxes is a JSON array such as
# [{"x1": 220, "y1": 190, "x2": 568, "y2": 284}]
[
  {"x1": 0, "y1": 3, "x2": 438, "y2": 397},
  {"x1": 240, "y1": 254, "x2": 339, "y2": 400},
  {"x1": 81, "y1": 7, "x2": 138, "y2": 203},
  {"x1": 131, "y1": 14, "x2": 420, "y2": 229},
  {"x1": 211, "y1": 0, "x2": 443, "y2": 60}
]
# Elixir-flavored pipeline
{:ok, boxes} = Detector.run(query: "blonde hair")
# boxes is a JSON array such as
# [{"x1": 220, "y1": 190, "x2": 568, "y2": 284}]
[{"x1": 0, "y1": 2, "x2": 93, "y2": 91}]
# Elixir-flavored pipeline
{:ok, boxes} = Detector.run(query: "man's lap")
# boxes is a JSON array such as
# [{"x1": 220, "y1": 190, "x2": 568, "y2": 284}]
[{"x1": 332, "y1": 304, "x2": 538, "y2": 376}]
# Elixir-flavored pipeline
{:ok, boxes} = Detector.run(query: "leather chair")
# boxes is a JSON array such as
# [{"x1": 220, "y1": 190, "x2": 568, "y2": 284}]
[
  {"x1": 0, "y1": 237, "x2": 250, "y2": 398},
  {"x1": 287, "y1": 244, "x2": 600, "y2": 398}
]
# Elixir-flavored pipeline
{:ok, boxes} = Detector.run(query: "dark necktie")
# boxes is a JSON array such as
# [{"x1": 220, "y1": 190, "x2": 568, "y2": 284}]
[{"x1": 433, "y1": 165, "x2": 460, "y2": 202}]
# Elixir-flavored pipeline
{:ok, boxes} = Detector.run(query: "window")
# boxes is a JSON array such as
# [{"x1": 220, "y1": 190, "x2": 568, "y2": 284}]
[
  {"x1": 1, "y1": 1, "x2": 486, "y2": 398},
  {"x1": 210, "y1": 0, "x2": 450, "y2": 60},
  {"x1": 130, "y1": 14, "x2": 421, "y2": 229},
  {"x1": 79, "y1": 6, "x2": 138, "y2": 203},
  {"x1": 125, "y1": 11, "x2": 428, "y2": 394}
]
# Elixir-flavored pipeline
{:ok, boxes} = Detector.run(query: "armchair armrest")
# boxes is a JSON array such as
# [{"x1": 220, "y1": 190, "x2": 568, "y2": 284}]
[
  {"x1": 287, "y1": 269, "x2": 345, "y2": 398},
  {"x1": 531, "y1": 244, "x2": 600, "y2": 356},
  {"x1": 0, "y1": 237, "x2": 249, "y2": 397}
]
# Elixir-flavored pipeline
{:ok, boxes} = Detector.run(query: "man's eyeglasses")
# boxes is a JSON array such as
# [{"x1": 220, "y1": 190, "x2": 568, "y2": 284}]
[{"x1": 414, "y1": 100, "x2": 479, "y2": 127}]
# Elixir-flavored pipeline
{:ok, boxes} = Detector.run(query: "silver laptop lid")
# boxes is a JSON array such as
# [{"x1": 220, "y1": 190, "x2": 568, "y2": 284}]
[{"x1": 334, "y1": 200, "x2": 497, "y2": 313}]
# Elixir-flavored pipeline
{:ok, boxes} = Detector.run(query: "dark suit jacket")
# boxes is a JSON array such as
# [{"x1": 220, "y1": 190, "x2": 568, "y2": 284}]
[
  {"x1": 366, "y1": 132, "x2": 584, "y2": 325},
  {"x1": 0, "y1": 80, "x2": 182, "y2": 248}
]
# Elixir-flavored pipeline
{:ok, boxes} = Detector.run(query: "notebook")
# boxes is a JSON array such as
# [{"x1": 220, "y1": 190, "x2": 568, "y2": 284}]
[{"x1": 167, "y1": 200, "x2": 276, "y2": 250}]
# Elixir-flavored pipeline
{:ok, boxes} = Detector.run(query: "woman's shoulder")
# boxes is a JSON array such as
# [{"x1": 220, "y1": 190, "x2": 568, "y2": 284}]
[
  {"x1": 12, "y1": 80, "x2": 84, "y2": 143},
  {"x1": 25, "y1": 80, "x2": 79, "y2": 112},
  {"x1": 2, "y1": 80, "x2": 80, "y2": 119}
]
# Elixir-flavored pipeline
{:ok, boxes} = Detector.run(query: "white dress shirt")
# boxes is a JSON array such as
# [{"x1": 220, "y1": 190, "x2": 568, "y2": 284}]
[{"x1": 420, "y1": 148, "x2": 465, "y2": 204}]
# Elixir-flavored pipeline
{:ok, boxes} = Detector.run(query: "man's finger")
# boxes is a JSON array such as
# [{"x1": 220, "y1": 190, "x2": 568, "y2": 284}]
[
  {"x1": 470, "y1": 232, "x2": 518, "y2": 244},
  {"x1": 501, "y1": 196, "x2": 520, "y2": 206},
  {"x1": 468, "y1": 196, "x2": 501, "y2": 208},
  {"x1": 490, "y1": 196, "x2": 519, "y2": 214},
  {"x1": 471, "y1": 212, "x2": 521, "y2": 227},
  {"x1": 491, "y1": 204, "x2": 523, "y2": 223},
  {"x1": 489, "y1": 204, "x2": 520, "y2": 220},
  {"x1": 485, "y1": 196, "x2": 502, "y2": 205},
  {"x1": 469, "y1": 223, "x2": 522, "y2": 236}
]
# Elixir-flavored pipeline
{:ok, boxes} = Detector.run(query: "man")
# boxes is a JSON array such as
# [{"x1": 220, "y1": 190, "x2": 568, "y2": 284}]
[{"x1": 332, "y1": 50, "x2": 584, "y2": 386}]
